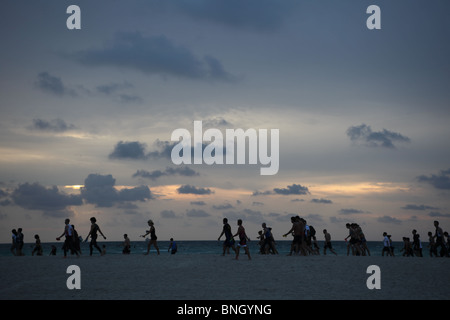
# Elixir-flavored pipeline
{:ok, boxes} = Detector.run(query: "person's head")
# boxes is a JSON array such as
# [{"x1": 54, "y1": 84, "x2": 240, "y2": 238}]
[
  {"x1": 90, "y1": 217, "x2": 97, "y2": 223},
  {"x1": 34, "y1": 234, "x2": 39, "y2": 239},
  {"x1": 434, "y1": 220, "x2": 439, "y2": 227},
  {"x1": 262, "y1": 222, "x2": 266, "y2": 228},
  {"x1": 347, "y1": 223, "x2": 351, "y2": 229},
  {"x1": 412, "y1": 229, "x2": 417, "y2": 234},
  {"x1": 223, "y1": 218, "x2": 228, "y2": 224},
  {"x1": 11, "y1": 229, "x2": 17, "y2": 235},
  {"x1": 323, "y1": 229, "x2": 327, "y2": 234},
  {"x1": 18, "y1": 228, "x2": 22, "y2": 233},
  {"x1": 148, "y1": 219, "x2": 154, "y2": 226},
  {"x1": 65, "y1": 218, "x2": 70, "y2": 225},
  {"x1": 170, "y1": 238, "x2": 174, "y2": 241},
  {"x1": 237, "y1": 219, "x2": 242, "y2": 226},
  {"x1": 124, "y1": 234, "x2": 128, "y2": 238},
  {"x1": 428, "y1": 231, "x2": 433, "y2": 236},
  {"x1": 383, "y1": 232, "x2": 387, "y2": 236}
]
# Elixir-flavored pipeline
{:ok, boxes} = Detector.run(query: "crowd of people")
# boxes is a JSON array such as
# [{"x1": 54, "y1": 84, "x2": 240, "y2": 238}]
[{"x1": 9, "y1": 216, "x2": 450, "y2": 259}]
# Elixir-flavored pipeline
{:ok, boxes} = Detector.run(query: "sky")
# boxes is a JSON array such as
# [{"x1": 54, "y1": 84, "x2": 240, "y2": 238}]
[{"x1": 1, "y1": 0, "x2": 450, "y2": 243}]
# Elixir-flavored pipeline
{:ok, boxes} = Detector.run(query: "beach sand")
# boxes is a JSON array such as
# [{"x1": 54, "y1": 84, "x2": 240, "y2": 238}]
[{"x1": 0, "y1": 254, "x2": 449, "y2": 300}]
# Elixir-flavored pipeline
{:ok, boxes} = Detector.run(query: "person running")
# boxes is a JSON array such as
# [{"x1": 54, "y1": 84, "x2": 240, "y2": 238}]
[
  {"x1": 218, "y1": 218, "x2": 236, "y2": 256},
  {"x1": 57, "y1": 218, "x2": 79, "y2": 258},
  {"x1": 433, "y1": 221, "x2": 449, "y2": 257},
  {"x1": 32, "y1": 234, "x2": 43, "y2": 256},
  {"x1": 168, "y1": 238, "x2": 178, "y2": 254},
  {"x1": 323, "y1": 229, "x2": 337, "y2": 255},
  {"x1": 122, "y1": 234, "x2": 131, "y2": 254},
  {"x1": 233, "y1": 219, "x2": 251, "y2": 260},
  {"x1": 84, "y1": 217, "x2": 106, "y2": 256},
  {"x1": 141, "y1": 219, "x2": 160, "y2": 255}
]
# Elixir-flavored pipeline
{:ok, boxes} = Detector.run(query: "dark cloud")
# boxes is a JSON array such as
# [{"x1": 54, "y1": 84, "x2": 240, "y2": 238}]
[
  {"x1": 168, "y1": 0, "x2": 297, "y2": 32},
  {"x1": 147, "y1": 140, "x2": 176, "y2": 159},
  {"x1": 311, "y1": 198, "x2": 333, "y2": 204},
  {"x1": 428, "y1": 211, "x2": 450, "y2": 218},
  {"x1": 417, "y1": 168, "x2": 450, "y2": 190},
  {"x1": 402, "y1": 204, "x2": 438, "y2": 211},
  {"x1": 96, "y1": 81, "x2": 142, "y2": 103},
  {"x1": 81, "y1": 173, "x2": 152, "y2": 207},
  {"x1": 109, "y1": 141, "x2": 148, "y2": 160},
  {"x1": 70, "y1": 32, "x2": 235, "y2": 81},
  {"x1": 212, "y1": 203, "x2": 233, "y2": 210},
  {"x1": 273, "y1": 184, "x2": 309, "y2": 195},
  {"x1": 253, "y1": 184, "x2": 309, "y2": 196},
  {"x1": 338, "y1": 208, "x2": 366, "y2": 215},
  {"x1": 190, "y1": 201, "x2": 206, "y2": 206},
  {"x1": 133, "y1": 166, "x2": 200, "y2": 181},
  {"x1": 177, "y1": 184, "x2": 212, "y2": 195},
  {"x1": 346, "y1": 124, "x2": 410, "y2": 149},
  {"x1": 30, "y1": 118, "x2": 76, "y2": 133},
  {"x1": 160, "y1": 209, "x2": 179, "y2": 219},
  {"x1": 377, "y1": 215, "x2": 402, "y2": 225},
  {"x1": 11, "y1": 182, "x2": 82, "y2": 216},
  {"x1": 252, "y1": 190, "x2": 274, "y2": 196},
  {"x1": 35, "y1": 72, "x2": 76, "y2": 96},
  {"x1": 186, "y1": 209, "x2": 210, "y2": 217}
]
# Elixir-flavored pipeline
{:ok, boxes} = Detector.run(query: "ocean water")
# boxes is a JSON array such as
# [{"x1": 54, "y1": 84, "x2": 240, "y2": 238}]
[{"x1": 0, "y1": 239, "x2": 437, "y2": 257}]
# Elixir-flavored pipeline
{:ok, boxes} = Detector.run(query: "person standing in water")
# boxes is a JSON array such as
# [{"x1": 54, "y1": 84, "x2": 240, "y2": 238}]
[
  {"x1": 84, "y1": 217, "x2": 106, "y2": 256},
  {"x1": 141, "y1": 219, "x2": 160, "y2": 255}
]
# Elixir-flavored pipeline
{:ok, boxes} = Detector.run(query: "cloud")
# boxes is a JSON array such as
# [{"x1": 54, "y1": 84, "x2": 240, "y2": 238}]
[
  {"x1": 402, "y1": 204, "x2": 438, "y2": 211},
  {"x1": 273, "y1": 184, "x2": 309, "y2": 195},
  {"x1": 160, "y1": 209, "x2": 179, "y2": 219},
  {"x1": 177, "y1": 184, "x2": 212, "y2": 195},
  {"x1": 186, "y1": 209, "x2": 210, "y2": 217},
  {"x1": 253, "y1": 184, "x2": 309, "y2": 196},
  {"x1": 311, "y1": 198, "x2": 333, "y2": 204},
  {"x1": 377, "y1": 215, "x2": 402, "y2": 224},
  {"x1": 35, "y1": 72, "x2": 76, "y2": 96},
  {"x1": 338, "y1": 208, "x2": 367, "y2": 215},
  {"x1": 81, "y1": 173, "x2": 152, "y2": 207},
  {"x1": 70, "y1": 32, "x2": 235, "y2": 81},
  {"x1": 95, "y1": 81, "x2": 142, "y2": 103},
  {"x1": 190, "y1": 201, "x2": 206, "y2": 206},
  {"x1": 417, "y1": 168, "x2": 450, "y2": 190},
  {"x1": 133, "y1": 166, "x2": 200, "y2": 181},
  {"x1": 109, "y1": 141, "x2": 148, "y2": 160},
  {"x1": 11, "y1": 182, "x2": 82, "y2": 216},
  {"x1": 29, "y1": 118, "x2": 76, "y2": 133},
  {"x1": 346, "y1": 124, "x2": 410, "y2": 149},
  {"x1": 428, "y1": 211, "x2": 450, "y2": 218},
  {"x1": 212, "y1": 203, "x2": 233, "y2": 210},
  {"x1": 167, "y1": 0, "x2": 297, "y2": 32}
]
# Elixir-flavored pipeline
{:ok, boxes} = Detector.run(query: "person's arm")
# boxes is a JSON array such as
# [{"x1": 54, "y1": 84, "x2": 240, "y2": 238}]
[
  {"x1": 283, "y1": 226, "x2": 294, "y2": 237},
  {"x1": 98, "y1": 226, "x2": 106, "y2": 239},
  {"x1": 218, "y1": 229, "x2": 225, "y2": 241},
  {"x1": 140, "y1": 230, "x2": 150, "y2": 238},
  {"x1": 84, "y1": 225, "x2": 93, "y2": 242},
  {"x1": 56, "y1": 226, "x2": 67, "y2": 240}
]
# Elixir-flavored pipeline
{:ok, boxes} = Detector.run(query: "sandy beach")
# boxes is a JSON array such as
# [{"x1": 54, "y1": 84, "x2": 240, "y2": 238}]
[{"x1": 0, "y1": 254, "x2": 449, "y2": 301}]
